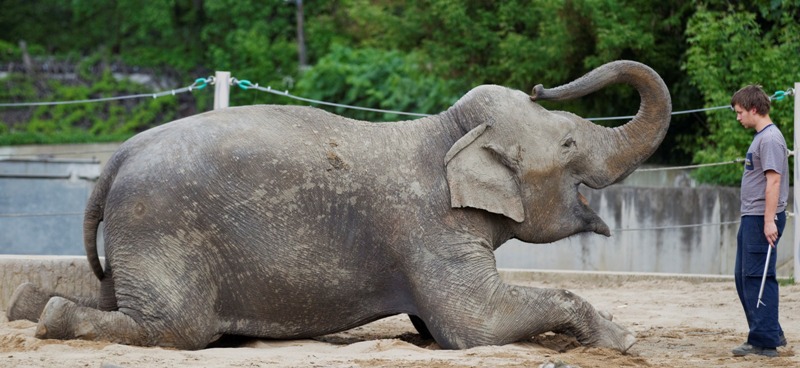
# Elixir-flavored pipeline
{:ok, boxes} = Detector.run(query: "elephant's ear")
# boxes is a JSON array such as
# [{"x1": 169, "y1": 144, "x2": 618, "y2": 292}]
[{"x1": 444, "y1": 124, "x2": 525, "y2": 222}]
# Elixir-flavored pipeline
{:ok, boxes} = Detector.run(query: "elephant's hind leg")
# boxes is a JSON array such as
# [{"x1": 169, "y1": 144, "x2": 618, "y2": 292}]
[
  {"x1": 7, "y1": 278, "x2": 115, "y2": 323},
  {"x1": 36, "y1": 297, "x2": 148, "y2": 346},
  {"x1": 35, "y1": 295, "x2": 221, "y2": 349},
  {"x1": 7, "y1": 283, "x2": 53, "y2": 322}
]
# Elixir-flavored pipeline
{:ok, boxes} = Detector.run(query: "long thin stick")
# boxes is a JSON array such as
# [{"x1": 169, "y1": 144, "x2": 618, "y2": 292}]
[{"x1": 757, "y1": 244, "x2": 773, "y2": 308}]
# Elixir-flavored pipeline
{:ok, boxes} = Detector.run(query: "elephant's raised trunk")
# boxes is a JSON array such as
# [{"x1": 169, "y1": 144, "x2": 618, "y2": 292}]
[{"x1": 531, "y1": 60, "x2": 672, "y2": 188}]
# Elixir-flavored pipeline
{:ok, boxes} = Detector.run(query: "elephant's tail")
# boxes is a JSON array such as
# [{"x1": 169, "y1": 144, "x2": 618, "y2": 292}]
[{"x1": 83, "y1": 151, "x2": 124, "y2": 280}]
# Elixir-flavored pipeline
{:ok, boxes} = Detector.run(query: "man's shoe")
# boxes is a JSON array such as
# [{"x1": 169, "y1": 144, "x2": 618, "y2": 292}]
[
  {"x1": 731, "y1": 343, "x2": 779, "y2": 357},
  {"x1": 779, "y1": 334, "x2": 787, "y2": 347}
]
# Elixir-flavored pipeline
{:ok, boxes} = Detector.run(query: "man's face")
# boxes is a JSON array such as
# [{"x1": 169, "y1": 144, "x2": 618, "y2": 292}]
[{"x1": 734, "y1": 104, "x2": 757, "y2": 129}]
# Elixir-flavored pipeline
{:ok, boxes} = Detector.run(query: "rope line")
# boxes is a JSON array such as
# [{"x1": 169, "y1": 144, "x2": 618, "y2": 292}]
[
  {"x1": 0, "y1": 78, "x2": 793, "y2": 172},
  {"x1": 636, "y1": 159, "x2": 746, "y2": 172},
  {"x1": 1, "y1": 75, "x2": 790, "y2": 122},
  {"x1": 234, "y1": 80, "x2": 430, "y2": 117},
  {"x1": 0, "y1": 149, "x2": 748, "y2": 173},
  {"x1": 0, "y1": 211, "x2": 742, "y2": 233},
  {"x1": 0, "y1": 77, "x2": 213, "y2": 107},
  {"x1": 588, "y1": 105, "x2": 733, "y2": 121},
  {"x1": 236, "y1": 79, "x2": 744, "y2": 120},
  {"x1": 614, "y1": 220, "x2": 740, "y2": 232}
]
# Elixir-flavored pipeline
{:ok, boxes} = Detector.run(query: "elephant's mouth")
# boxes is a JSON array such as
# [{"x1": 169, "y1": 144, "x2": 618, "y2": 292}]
[{"x1": 577, "y1": 189, "x2": 611, "y2": 237}]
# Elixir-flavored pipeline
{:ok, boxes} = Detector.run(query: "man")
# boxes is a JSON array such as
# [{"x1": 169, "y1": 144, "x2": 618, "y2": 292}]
[{"x1": 730, "y1": 84, "x2": 788, "y2": 358}]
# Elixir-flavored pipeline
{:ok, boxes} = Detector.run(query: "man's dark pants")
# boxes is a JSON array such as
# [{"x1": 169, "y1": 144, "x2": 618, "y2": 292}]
[{"x1": 735, "y1": 212, "x2": 785, "y2": 348}]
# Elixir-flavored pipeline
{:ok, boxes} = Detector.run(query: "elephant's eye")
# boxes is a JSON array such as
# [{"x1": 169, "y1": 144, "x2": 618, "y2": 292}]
[{"x1": 562, "y1": 137, "x2": 576, "y2": 148}]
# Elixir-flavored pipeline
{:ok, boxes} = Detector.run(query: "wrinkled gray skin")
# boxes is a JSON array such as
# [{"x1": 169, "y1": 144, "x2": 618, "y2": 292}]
[{"x1": 7, "y1": 60, "x2": 671, "y2": 351}]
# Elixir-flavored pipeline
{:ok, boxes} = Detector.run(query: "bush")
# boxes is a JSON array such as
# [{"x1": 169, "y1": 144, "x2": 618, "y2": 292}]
[{"x1": 292, "y1": 45, "x2": 461, "y2": 122}]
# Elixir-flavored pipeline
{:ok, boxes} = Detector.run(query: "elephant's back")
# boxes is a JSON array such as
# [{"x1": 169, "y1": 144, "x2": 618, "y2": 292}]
[
  {"x1": 116, "y1": 104, "x2": 412, "y2": 171},
  {"x1": 126, "y1": 105, "x2": 357, "y2": 149},
  {"x1": 100, "y1": 103, "x2": 416, "y2": 265}
]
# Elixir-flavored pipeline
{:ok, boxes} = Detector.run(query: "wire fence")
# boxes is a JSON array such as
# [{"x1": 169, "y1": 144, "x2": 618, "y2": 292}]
[
  {"x1": 4, "y1": 75, "x2": 792, "y2": 169},
  {"x1": 0, "y1": 210, "x2": 752, "y2": 234},
  {"x1": 0, "y1": 75, "x2": 796, "y2": 233},
  {"x1": 0, "y1": 77, "x2": 214, "y2": 107}
]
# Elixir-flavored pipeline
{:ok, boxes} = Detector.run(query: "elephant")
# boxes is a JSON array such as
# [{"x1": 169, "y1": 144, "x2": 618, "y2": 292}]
[{"x1": 7, "y1": 60, "x2": 671, "y2": 351}]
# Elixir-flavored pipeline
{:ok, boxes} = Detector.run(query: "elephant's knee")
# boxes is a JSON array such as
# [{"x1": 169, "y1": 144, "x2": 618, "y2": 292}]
[{"x1": 552, "y1": 289, "x2": 592, "y2": 316}]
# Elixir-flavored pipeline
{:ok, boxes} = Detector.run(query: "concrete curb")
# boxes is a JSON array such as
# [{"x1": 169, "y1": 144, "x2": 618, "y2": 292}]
[
  {"x1": 499, "y1": 268, "x2": 733, "y2": 286},
  {"x1": 1, "y1": 256, "x2": 737, "y2": 312}
]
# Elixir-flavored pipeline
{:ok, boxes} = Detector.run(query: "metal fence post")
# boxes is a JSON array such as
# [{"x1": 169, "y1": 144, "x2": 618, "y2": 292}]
[
  {"x1": 214, "y1": 71, "x2": 230, "y2": 110},
  {"x1": 794, "y1": 82, "x2": 799, "y2": 281}
]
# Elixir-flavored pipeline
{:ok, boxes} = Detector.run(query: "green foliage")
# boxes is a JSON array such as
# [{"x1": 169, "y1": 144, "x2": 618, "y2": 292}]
[
  {"x1": 0, "y1": 0, "x2": 798, "y2": 188},
  {"x1": 0, "y1": 39, "x2": 18, "y2": 60},
  {"x1": 0, "y1": 72, "x2": 179, "y2": 145},
  {"x1": 684, "y1": 2, "x2": 800, "y2": 185},
  {"x1": 293, "y1": 45, "x2": 460, "y2": 121},
  {"x1": 327, "y1": 0, "x2": 701, "y2": 162},
  {"x1": 200, "y1": 0, "x2": 301, "y2": 107}
]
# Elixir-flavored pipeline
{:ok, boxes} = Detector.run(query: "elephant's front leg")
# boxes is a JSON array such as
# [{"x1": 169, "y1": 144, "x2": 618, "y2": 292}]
[
  {"x1": 411, "y1": 246, "x2": 634, "y2": 351},
  {"x1": 502, "y1": 284, "x2": 635, "y2": 351}
]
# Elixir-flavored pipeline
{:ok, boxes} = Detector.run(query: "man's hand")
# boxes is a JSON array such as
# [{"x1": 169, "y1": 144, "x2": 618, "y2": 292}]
[{"x1": 765, "y1": 220, "x2": 778, "y2": 248}]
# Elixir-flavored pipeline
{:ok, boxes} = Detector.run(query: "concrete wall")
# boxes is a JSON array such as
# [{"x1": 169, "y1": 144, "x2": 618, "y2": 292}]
[
  {"x1": 0, "y1": 158, "x2": 102, "y2": 255},
  {"x1": 0, "y1": 142, "x2": 120, "y2": 168},
  {"x1": 495, "y1": 186, "x2": 794, "y2": 278}
]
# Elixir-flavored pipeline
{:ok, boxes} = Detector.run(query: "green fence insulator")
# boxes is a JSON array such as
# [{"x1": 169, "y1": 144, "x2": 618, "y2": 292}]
[
  {"x1": 193, "y1": 78, "x2": 208, "y2": 90},
  {"x1": 237, "y1": 80, "x2": 253, "y2": 90},
  {"x1": 771, "y1": 91, "x2": 786, "y2": 101}
]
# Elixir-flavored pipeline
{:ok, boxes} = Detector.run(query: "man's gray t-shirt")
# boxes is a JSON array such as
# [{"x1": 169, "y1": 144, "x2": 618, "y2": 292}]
[{"x1": 741, "y1": 124, "x2": 789, "y2": 216}]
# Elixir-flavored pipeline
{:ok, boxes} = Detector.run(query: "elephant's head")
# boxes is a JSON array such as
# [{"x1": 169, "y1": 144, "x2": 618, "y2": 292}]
[{"x1": 444, "y1": 60, "x2": 671, "y2": 243}]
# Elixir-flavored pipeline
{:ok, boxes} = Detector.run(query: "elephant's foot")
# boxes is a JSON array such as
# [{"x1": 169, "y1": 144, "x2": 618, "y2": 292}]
[
  {"x1": 544, "y1": 291, "x2": 634, "y2": 352},
  {"x1": 579, "y1": 310, "x2": 636, "y2": 352},
  {"x1": 7, "y1": 283, "x2": 52, "y2": 322},
  {"x1": 36, "y1": 296, "x2": 146, "y2": 345},
  {"x1": 36, "y1": 297, "x2": 80, "y2": 339}
]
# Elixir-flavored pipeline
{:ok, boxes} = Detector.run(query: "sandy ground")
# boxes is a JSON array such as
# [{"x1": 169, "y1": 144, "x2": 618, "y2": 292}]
[{"x1": 1, "y1": 277, "x2": 797, "y2": 368}]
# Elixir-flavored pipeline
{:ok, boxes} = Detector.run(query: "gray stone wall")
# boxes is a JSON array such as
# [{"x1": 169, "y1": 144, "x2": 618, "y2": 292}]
[
  {"x1": 496, "y1": 186, "x2": 795, "y2": 277},
  {"x1": 0, "y1": 158, "x2": 102, "y2": 255}
]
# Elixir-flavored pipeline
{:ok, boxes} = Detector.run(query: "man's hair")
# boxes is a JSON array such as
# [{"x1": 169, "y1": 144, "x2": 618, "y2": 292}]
[{"x1": 731, "y1": 84, "x2": 771, "y2": 115}]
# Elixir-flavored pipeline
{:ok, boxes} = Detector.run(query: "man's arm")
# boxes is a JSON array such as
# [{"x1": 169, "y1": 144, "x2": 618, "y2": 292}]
[{"x1": 764, "y1": 169, "x2": 781, "y2": 247}]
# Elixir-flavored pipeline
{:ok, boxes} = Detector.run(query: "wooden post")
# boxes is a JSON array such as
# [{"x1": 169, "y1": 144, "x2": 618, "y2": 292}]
[
  {"x1": 794, "y1": 82, "x2": 800, "y2": 281},
  {"x1": 296, "y1": 0, "x2": 307, "y2": 69},
  {"x1": 214, "y1": 71, "x2": 230, "y2": 110},
  {"x1": 19, "y1": 41, "x2": 34, "y2": 75}
]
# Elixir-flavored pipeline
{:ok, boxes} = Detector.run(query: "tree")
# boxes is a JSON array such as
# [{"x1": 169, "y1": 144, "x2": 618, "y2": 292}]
[
  {"x1": 3, "y1": 0, "x2": 797, "y2": 183},
  {"x1": 685, "y1": 1, "x2": 800, "y2": 185},
  {"x1": 314, "y1": 0, "x2": 700, "y2": 163}
]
